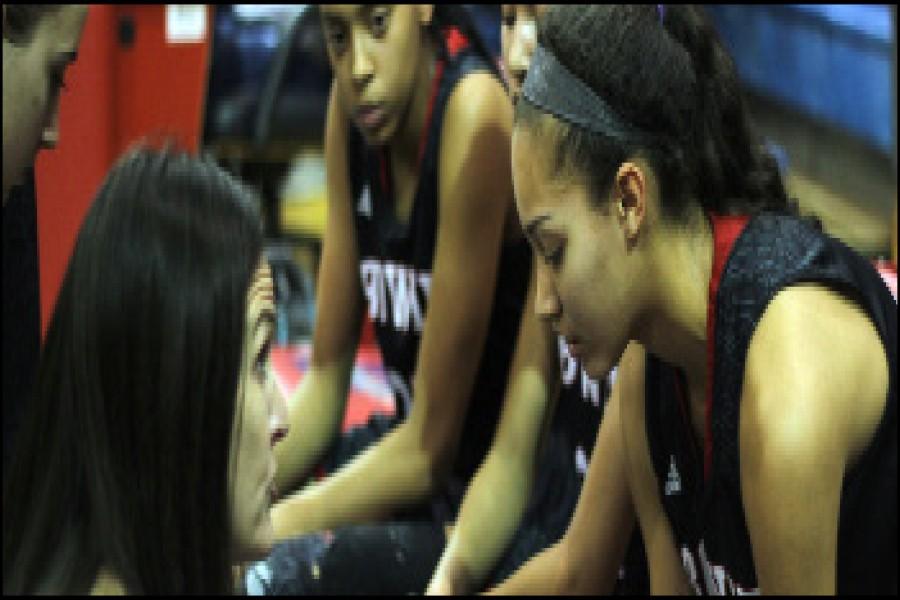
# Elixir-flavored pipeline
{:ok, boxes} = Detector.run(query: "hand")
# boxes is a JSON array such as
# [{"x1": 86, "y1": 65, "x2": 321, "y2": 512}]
[
  {"x1": 425, "y1": 522, "x2": 463, "y2": 595},
  {"x1": 425, "y1": 575, "x2": 455, "y2": 596},
  {"x1": 425, "y1": 556, "x2": 472, "y2": 596}
]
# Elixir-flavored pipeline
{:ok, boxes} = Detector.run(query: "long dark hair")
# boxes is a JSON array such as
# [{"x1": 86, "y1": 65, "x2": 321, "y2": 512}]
[
  {"x1": 2, "y1": 146, "x2": 264, "y2": 594},
  {"x1": 516, "y1": 5, "x2": 794, "y2": 222}
]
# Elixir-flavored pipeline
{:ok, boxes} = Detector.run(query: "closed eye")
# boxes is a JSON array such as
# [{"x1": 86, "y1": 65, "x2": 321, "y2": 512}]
[{"x1": 545, "y1": 245, "x2": 564, "y2": 269}]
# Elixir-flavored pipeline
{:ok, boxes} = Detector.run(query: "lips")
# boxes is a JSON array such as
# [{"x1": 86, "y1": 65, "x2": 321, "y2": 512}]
[{"x1": 356, "y1": 104, "x2": 387, "y2": 131}]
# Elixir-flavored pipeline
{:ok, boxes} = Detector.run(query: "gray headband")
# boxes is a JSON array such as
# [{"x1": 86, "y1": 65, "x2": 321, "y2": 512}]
[{"x1": 521, "y1": 45, "x2": 653, "y2": 144}]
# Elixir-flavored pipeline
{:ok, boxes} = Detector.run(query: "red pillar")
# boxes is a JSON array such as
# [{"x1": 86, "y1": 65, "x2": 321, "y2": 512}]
[{"x1": 35, "y1": 5, "x2": 211, "y2": 340}]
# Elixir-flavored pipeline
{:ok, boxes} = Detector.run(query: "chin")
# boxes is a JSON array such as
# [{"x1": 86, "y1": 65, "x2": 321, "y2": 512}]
[
  {"x1": 359, "y1": 117, "x2": 396, "y2": 148},
  {"x1": 238, "y1": 537, "x2": 274, "y2": 563},
  {"x1": 235, "y1": 521, "x2": 275, "y2": 562},
  {"x1": 582, "y1": 350, "x2": 616, "y2": 381}
]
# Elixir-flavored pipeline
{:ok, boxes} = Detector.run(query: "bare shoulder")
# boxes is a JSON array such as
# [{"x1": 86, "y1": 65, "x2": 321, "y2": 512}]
[
  {"x1": 436, "y1": 70, "x2": 513, "y2": 225},
  {"x1": 439, "y1": 71, "x2": 511, "y2": 173},
  {"x1": 738, "y1": 282, "x2": 889, "y2": 593},
  {"x1": 743, "y1": 282, "x2": 889, "y2": 469},
  {"x1": 443, "y1": 70, "x2": 511, "y2": 131}
]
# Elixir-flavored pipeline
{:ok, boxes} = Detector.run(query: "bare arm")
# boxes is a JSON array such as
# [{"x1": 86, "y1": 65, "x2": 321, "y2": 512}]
[
  {"x1": 427, "y1": 274, "x2": 557, "y2": 595},
  {"x1": 273, "y1": 73, "x2": 518, "y2": 536},
  {"x1": 618, "y1": 343, "x2": 695, "y2": 595},
  {"x1": 740, "y1": 285, "x2": 888, "y2": 594},
  {"x1": 486, "y1": 351, "x2": 636, "y2": 595},
  {"x1": 272, "y1": 82, "x2": 363, "y2": 499}
]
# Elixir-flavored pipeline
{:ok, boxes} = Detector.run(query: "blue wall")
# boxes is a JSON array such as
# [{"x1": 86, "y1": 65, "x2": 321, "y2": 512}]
[{"x1": 706, "y1": 4, "x2": 894, "y2": 155}]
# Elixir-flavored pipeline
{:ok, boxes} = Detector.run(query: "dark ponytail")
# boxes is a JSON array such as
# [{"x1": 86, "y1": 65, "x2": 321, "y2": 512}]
[
  {"x1": 516, "y1": 5, "x2": 797, "y2": 222},
  {"x1": 428, "y1": 5, "x2": 505, "y2": 87},
  {"x1": 663, "y1": 5, "x2": 795, "y2": 216}
]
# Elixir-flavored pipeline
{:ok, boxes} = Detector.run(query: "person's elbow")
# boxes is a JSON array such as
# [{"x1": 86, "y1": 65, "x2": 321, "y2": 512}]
[
  {"x1": 424, "y1": 429, "x2": 463, "y2": 489},
  {"x1": 404, "y1": 417, "x2": 465, "y2": 494}
]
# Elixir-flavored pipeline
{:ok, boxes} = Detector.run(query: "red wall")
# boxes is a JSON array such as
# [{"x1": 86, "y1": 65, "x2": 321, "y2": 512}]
[
  {"x1": 35, "y1": 5, "x2": 211, "y2": 339},
  {"x1": 113, "y1": 5, "x2": 211, "y2": 156}
]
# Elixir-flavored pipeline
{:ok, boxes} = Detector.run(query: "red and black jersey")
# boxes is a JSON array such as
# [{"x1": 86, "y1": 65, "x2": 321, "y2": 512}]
[
  {"x1": 347, "y1": 29, "x2": 531, "y2": 482},
  {"x1": 645, "y1": 213, "x2": 897, "y2": 594}
]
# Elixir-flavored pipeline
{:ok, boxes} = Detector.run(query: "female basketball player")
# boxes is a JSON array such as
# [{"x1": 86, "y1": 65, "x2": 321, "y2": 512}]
[
  {"x1": 3, "y1": 147, "x2": 289, "y2": 594},
  {"x1": 512, "y1": 5, "x2": 896, "y2": 594},
  {"x1": 246, "y1": 6, "x2": 533, "y2": 594},
  {"x1": 426, "y1": 5, "x2": 648, "y2": 594}
]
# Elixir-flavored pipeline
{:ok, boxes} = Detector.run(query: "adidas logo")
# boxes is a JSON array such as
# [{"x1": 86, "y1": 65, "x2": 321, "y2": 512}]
[
  {"x1": 357, "y1": 185, "x2": 372, "y2": 217},
  {"x1": 574, "y1": 445, "x2": 589, "y2": 476},
  {"x1": 665, "y1": 455, "x2": 682, "y2": 496}
]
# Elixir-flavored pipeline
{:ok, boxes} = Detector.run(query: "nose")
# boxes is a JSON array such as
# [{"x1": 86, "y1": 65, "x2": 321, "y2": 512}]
[
  {"x1": 351, "y1": 31, "x2": 374, "y2": 91},
  {"x1": 40, "y1": 103, "x2": 61, "y2": 149},
  {"x1": 508, "y1": 19, "x2": 537, "y2": 81},
  {"x1": 534, "y1": 262, "x2": 561, "y2": 322}
]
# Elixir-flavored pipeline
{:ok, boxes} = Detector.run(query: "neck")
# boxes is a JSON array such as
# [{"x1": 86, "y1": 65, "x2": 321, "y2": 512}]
[
  {"x1": 390, "y1": 38, "x2": 437, "y2": 169},
  {"x1": 636, "y1": 215, "x2": 713, "y2": 385}
]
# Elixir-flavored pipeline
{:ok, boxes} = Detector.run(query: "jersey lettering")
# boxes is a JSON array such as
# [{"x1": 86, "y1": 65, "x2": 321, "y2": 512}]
[
  {"x1": 574, "y1": 445, "x2": 589, "y2": 476},
  {"x1": 357, "y1": 184, "x2": 372, "y2": 217},
  {"x1": 559, "y1": 336, "x2": 578, "y2": 386},
  {"x1": 360, "y1": 259, "x2": 431, "y2": 333},
  {"x1": 680, "y1": 546, "x2": 704, "y2": 595},
  {"x1": 557, "y1": 336, "x2": 600, "y2": 406},
  {"x1": 680, "y1": 542, "x2": 760, "y2": 596},
  {"x1": 581, "y1": 370, "x2": 600, "y2": 408},
  {"x1": 558, "y1": 336, "x2": 603, "y2": 477}
]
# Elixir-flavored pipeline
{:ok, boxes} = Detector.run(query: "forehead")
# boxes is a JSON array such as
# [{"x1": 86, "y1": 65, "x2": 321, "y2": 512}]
[
  {"x1": 513, "y1": 120, "x2": 561, "y2": 181},
  {"x1": 513, "y1": 127, "x2": 557, "y2": 206},
  {"x1": 320, "y1": 5, "x2": 367, "y2": 20},
  {"x1": 512, "y1": 123, "x2": 587, "y2": 215},
  {"x1": 502, "y1": 5, "x2": 547, "y2": 17}
]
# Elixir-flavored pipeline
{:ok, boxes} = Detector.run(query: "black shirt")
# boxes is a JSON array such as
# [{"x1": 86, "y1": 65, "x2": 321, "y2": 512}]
[
  {"x1": 553, "y1": 335, "x2": 607, "y2": 478},
  {"x1": 645, "y1": 213, "x2": 897, "y2": 594},
  {"x1": 347, "y1": 30, "x2": 531, "y2": 483}
]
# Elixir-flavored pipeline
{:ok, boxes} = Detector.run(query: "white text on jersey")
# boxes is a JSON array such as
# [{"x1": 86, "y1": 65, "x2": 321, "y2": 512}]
[{"x1": 360, "y1": 259, "x2": 432, "y2": 333}]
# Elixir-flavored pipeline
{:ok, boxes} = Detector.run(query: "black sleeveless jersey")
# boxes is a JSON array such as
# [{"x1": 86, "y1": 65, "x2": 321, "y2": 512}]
[
  {"x1": 552, "y1": 338, "x2": 649, "y2": 594},
  {"x1": 645, "y1": 213, "x2": 897, "y2": 594},
  {"x1": 553, "y1": 335, "x2": 607, "y2": 478},
  {"x1": 347, "y1": 31, "x2": 531, "y2": 482}
]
